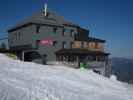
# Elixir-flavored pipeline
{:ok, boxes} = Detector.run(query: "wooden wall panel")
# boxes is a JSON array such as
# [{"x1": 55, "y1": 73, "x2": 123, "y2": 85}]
[{"x1": 72, "y1": 41, "x2": 104, "y2": 51}]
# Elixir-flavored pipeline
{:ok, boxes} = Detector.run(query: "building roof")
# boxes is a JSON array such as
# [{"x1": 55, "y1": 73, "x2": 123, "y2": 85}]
[
  {"x1": 75, "y1": 37, "x2": 106, "y2": 43},
  {"x1": 88, "y1": 37, "x2": 106, "y2": 43},
  {"x1": 55, "y1": 49, "x2": 110, "y2": 56},
  {"x1": 8, "y1": 9, "x2": 80, "y2": 32}
]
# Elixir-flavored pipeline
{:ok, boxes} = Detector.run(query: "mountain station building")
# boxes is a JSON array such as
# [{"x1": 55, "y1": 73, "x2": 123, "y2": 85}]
[{"x1": 8, "y1": 9, "x2": 111, "y2": 77}]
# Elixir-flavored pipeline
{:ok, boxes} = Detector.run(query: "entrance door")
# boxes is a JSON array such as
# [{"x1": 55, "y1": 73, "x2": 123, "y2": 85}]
[
  {"x1": 42, "y1": 54, "x2": 47, "y2": 64},
  {"x1": 23, "y1": 51, "x2": 41, "y2": 62}
]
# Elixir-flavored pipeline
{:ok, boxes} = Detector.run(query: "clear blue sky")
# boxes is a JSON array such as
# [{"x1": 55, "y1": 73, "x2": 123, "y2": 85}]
[{"x1": 0, "y1": 0, "x2": 133, "y2": 58}]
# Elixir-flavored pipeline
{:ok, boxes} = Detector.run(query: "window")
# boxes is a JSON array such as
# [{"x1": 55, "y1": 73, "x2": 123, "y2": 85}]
[
  {"x1": 89, "y1": 42, "x2": 96, "y2": 49},
  {"x1": 53, "y1": 41, "x2": 57, "y2": 46},
  {"x1": 70, "y1": 42, "x2": 73, "y2": 48},
  {"x1": 81, "y1": 42, "x2": 84, "y2": 48},
  {"x1": 36, "y1": 25, "x2": 40, "y2": 33},
  {"x1": 70, "y1": 30, "x2": 75, "y2": 37},
  {"x1": 18, "y1": 32, "x2": 21, "y2": 40},
  {"x1": 42, "y1": 54, "x2": 47, "y2": 64},
  {"x1": 95, "y1": 42, "x2": 99, "y2": 49},
  {"x1": 62, "y1": 41, "x2": 66, "y2": 49},
  {"x1": 62, "y1": 29, "x2": 66, "y2": 36},
  {"x1": 53, "y1": 27, "x2": 57, "y2": 33},
  {"x1": 84, "y1": 42, "x2": 88, "y2": 48},
  {"x1": 62, "y1": 29, "x2": 65, "y2": 36},
  {"x1": 36, "y1": 40, "x2": 40, "y2": 48},
  {"x1": 14, "y1": 33, "x2": 16, "y2": 40}
]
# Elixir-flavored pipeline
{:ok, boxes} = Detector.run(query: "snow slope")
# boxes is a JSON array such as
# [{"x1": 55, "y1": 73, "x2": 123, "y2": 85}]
[{"x1": 0, "y1": 54, "x2": 133, "y2": 100}]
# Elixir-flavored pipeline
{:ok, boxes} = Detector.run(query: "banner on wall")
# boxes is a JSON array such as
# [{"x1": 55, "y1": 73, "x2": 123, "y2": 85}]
[{"x1": 40, "y1": 38, "x2": 53, "y2": 45}]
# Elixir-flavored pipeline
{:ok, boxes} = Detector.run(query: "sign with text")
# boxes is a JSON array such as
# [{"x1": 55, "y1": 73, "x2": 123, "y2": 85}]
[{"x1": 40, "y1": 38, "x2": 53, "y2": 45}]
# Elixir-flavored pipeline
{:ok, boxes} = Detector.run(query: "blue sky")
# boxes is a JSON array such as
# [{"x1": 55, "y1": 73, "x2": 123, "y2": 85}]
[{"x1": 0, "y1": 0, "x2": 133, "y2": 58}]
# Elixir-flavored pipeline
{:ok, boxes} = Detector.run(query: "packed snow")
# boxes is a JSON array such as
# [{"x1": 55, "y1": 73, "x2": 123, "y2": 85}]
[{"x1": 0, "y1": 54, "x2": 133, "y2": 100}]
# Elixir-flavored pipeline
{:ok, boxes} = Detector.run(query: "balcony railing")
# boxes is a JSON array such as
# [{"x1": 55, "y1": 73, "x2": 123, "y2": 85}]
[
  {"x1": 86, "y1": 61, "x2": 106, "y2": 68},
  {"x1": 59, "y1": 61, "x2": 106, "y2": 69}
]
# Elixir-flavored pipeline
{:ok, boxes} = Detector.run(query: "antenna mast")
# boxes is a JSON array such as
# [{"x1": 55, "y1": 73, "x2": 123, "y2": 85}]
[
  {"x1": 43, "y1": 0, "x2": 48, "y2": 16},
  {"x1": 44, "y1": 3, "x2": 47, "y2": 16}
]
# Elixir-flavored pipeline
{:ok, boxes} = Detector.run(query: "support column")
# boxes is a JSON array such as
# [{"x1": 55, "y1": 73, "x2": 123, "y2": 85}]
[
  {"x1": 77, "y1": 56, "x2": 80, "y2": 67},
  {"x1": 22, "y1": 51, "x2": 25, "y2": 61},
  {"x1": 104, "y1": 56, "x2": 108, "y2": 76},
  {"x1": 96, "y1": 56, "x2": 98, "y2": 62}
]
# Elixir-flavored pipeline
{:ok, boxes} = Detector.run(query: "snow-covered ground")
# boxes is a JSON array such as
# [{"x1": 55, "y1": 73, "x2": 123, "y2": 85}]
[{"x1": 0, "y1": 54, "x2": 133, "y2": 100}]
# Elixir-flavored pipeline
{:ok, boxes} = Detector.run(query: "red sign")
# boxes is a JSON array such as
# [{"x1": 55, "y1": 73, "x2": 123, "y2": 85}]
[{"x1": 40, "y1": 38, "x2": 53, "y2": 45}]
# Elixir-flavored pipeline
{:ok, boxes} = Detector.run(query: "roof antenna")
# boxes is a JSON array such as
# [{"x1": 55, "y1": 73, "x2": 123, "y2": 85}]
[{"x1": 43, "y1": 0, "x2": 48, "y2": 16}]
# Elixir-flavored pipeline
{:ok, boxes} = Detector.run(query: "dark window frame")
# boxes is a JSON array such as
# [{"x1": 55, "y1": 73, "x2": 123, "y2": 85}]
[
  {"x1": 53, "y1": 27, "x2": 57, "y2": 33},
  {"x1": 70, "y1": 30, "x2": 75, "y2": 37},
  {"x1": 18, "y1": 32, "x2": 21, "y2": 40},
  {"x1": 36, "y1": 40, "x2": 40, "y2": 48},
  {"x1": 15, "y1": 33, "x2": 17, "y2": 40},
  {"x1": 62, "y1": 28, "x2": 65, "y2": 36},
  {"x1": 53, "y1": 41, "x2": 57, "y2": 46},
  {"x1": 62, "y1": 41, "x2": 66, "y2": 49},
  {"x1": 81, "y1": 41, "x2": 84, "y2": 48},
  {"x1": 70, "y1": 42, "x2": 73, "y2": 48},
  {"x1": 36, "y1": 25, "x2": 41, "y2": 34}
]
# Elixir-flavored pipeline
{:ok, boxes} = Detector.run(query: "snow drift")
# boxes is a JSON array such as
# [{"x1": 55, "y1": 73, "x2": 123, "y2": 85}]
[{"x1": 0, "y1": 54, "x2": 133, "y2": 100}]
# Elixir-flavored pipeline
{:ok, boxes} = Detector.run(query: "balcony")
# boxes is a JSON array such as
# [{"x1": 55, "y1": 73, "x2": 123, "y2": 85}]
[{"x1": 72, "y1": 41, "x2": 104, "y2": 52}]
